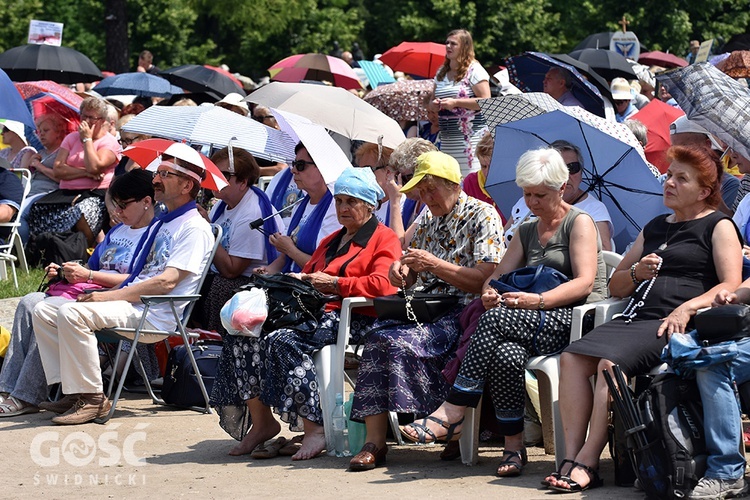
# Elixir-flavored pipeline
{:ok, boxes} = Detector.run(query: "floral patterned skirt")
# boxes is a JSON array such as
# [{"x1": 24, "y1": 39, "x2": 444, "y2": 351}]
[
  {"x1": 29, "y1": 197, "x2": 106, "y2": 235},
  {"x1": 210, "y1": 310, "x2": 373, "y2": 440},
  {"x1": 350, "y1": 306, "x2": 463, "y2": 422}
]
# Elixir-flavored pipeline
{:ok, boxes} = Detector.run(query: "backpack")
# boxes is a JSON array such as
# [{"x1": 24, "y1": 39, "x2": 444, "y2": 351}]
[
  {"x1": 160, "y1": 340, "x2": 221, "y2": 408},
  {"x1": 27, "y1": 231, "x2": 89, "y2": 267},
  {"x1": 631, "y1": 373, "x2": 708, "y2": 499}
]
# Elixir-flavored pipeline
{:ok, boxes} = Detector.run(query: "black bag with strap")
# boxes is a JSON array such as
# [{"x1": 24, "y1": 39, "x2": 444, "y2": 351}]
[
  {"x1": 161, "y1": 340, "x2": 222, "y2": 408},
  {"x1": 373, "y1": 280, "x2": 460, "y2": 323}
]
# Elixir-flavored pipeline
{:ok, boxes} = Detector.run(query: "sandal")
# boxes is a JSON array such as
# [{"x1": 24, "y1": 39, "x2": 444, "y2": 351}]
[
  {"x1": 541, "y1": 458, "x2": 576, "y2": 487},
  {"x1": 400, "y1": 416, "x2": 464, "y2": 444},
  {"x1": 278, "y1": 435, "x2": 304, "y2": 456},
  {"x1": 0, "y1": 396, "x2": 39, "y2": 418},
  {"x1": 496, "y1": 448, "x2": 527, "y2": 477},
  {"x1": 548, "y1": 461, "x2": 604, "y2": 493},
  {"x1": 250, "y1": 436, "x2": 287, "y2": 459}
]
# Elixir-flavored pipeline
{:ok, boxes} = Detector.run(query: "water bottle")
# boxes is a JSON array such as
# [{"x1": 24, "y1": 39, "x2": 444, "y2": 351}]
[{"x1": 331, "y1": 393, "x2": 350, "y2": 457}]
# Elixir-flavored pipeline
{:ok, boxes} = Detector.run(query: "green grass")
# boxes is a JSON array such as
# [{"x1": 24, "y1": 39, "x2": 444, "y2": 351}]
[{"x1": 0, "y1": 266, "x2": 47, "y2": 299}]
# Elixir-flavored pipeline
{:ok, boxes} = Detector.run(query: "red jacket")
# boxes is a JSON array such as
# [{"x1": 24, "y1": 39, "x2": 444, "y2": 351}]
[{"x1": 303, "y1": 216, "x2": 401, "y2": 315}]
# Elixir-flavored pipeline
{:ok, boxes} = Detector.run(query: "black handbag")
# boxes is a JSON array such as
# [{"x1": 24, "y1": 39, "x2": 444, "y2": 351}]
[
  {"x1": 489, "y1": 265, "x2": 569, "y2": 295},
  {"x1": 694, "y1": 304, "x2": 750, "y2": 345},
  {"x1": 243, "y1": 273, "x2": 332, "y2": 334},
  {"x1": 161, "y1": 340, "x2": 222, "y2": 408},
  {"x1": 373, "y1": 281, "x2": 460, "y2": 323}
]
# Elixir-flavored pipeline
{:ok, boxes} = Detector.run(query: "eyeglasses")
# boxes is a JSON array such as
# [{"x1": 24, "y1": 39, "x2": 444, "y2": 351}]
[
  {"x1": 613, "y1": 100, "x2": 630, "y2": 106},
  {"x1": 291, "y1": 159, "x2": 315, "y2": 172},
  {"x1": 113, "y1": 198, "x2": 137, "y2": 211},
  {"x1": 120, "y1": 136, "x2": 140, "y2": 146},
  {"x1": 220, "y1": 171, "x2": 236, "y2": 181},
  {"x1": 81, "y1": 113, "x2": 103, "y2": 122},
  {"x1": 155, "y1": 169, "x2": 185, "y2": 180},
  {"x1": 566, "y1": 161, "x2": 582, "y2": 174},
  {"x1": 253, "y1": 115, "x2": 273, "y2": 122},
  {"x1": 400, "y1": 172, "x2": 414, "y2": 184},
  {"x1": 356, "y1": 164, "x2": 386, "y2": 172}
]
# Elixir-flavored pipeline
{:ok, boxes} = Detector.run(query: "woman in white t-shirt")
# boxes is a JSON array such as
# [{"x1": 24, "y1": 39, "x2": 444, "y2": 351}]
[
  {"x1": 432, "y1": 29, "x2": 491, "y2": 177},
  {"x1": 0, "y1": 170, "x2": 155, "y2": 417}
]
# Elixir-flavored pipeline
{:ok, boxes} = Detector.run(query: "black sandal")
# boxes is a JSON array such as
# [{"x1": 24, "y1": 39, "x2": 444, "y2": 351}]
[
  {"x1": 548, "y1": 461, "x2": 604, "y2": 493},
  {"x1": 400, "y1": 416, "x2": 464, "y2": 444},
  {"x1": 541, "y1": 458, "x2": 576, "y2": 487},
  {"x1": 495, "y1": 448, "x2": 528, "y2": 477}
]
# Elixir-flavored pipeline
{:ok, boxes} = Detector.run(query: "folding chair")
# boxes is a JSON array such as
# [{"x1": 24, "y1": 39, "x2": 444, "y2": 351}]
[
  {"x1": 94, "y1": 224, "x2": 222, "y2": 423},
  {"x1": 0, "y1": 168, "x2": 31, "y2": 288}
]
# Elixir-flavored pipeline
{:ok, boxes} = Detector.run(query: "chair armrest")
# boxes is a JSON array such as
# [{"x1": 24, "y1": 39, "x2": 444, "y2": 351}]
[
  {"x1": 337, "y1": 297, "x2": 374, "y2": 346},
  {"x1": 140, "y1": 294, "x2": 201, "y2": 305},
  {"x1": 594, "y1": 297, "x2": 629, "y2": 327},
  {"x1": 570, "y1": 302, "x2": 598, "y2": 342}
]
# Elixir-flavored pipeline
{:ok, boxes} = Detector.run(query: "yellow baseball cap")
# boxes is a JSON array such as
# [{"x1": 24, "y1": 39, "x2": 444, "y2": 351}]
[{"x1": 400, "y1": 151, "x2": 462, "y2": 193}]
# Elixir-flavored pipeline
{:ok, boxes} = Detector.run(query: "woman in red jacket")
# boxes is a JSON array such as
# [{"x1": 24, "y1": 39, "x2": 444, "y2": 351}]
[{"x1": 211, "y1": 166, "x2": 402, "y2": 461}]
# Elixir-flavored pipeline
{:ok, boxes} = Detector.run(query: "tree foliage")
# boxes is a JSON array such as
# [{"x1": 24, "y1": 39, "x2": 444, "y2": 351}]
[{"x1": 0, "y1": 0, "x2": 747, "y2": 80}]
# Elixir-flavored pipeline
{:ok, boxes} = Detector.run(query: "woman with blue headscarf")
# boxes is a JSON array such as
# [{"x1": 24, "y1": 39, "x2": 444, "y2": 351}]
[{"x1": 210, "y1": 166, "x2": 402, "y2": 461}]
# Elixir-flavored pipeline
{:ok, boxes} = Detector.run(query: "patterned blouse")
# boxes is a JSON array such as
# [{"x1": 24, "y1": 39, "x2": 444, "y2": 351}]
[{"x1": 410, "y1": 191, "x2": 505, "y2": 303}]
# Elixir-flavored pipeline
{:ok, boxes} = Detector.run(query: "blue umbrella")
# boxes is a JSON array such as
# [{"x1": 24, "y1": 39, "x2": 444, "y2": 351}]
[
  {"x1": 0, "y1": 68, "x2": 34, "y2": 127},
  {"x1": 505, "y1": 52, "x2": 607, "y2": 118},
  {"x1": 94, "y1": 72, "x2": 183, "y2": 97},
  {"x1": 486, "y1": 110, "x2": 666, "y2": 251}
]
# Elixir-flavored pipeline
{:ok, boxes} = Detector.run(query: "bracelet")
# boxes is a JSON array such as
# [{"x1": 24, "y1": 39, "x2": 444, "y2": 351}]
[
  {"x1": 332, "y1": 277, "x2": 339, "y2": 293},
  {"x1": 538, "y1": 293, "x2": 545, "y2": 310},
  {"x1": 630, "y1": 263, "x2": 640, "y2": 284},
  {"x1": 87, "y1": 269, "x2": 94, "y2": 284},
  {"x1": 82, "y1": 138, "x2": 92, "y2": 143}
]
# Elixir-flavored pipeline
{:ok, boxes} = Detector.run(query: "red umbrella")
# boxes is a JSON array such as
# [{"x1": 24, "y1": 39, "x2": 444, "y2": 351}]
[
  {"x1": 14, "y1": 80, "x2": 83, "y2": 138},
  {"x1": 631, "y1": 99, "x2": 684, "y2": 173},
  {"x1": 638, "y1": 51, "x2": 688, "y2": 69},
  {"x1": 123, "y1": 138, "x2": 228, "y2": 191},
  {"x1": 379, "y1": 42, "x2": 446, "y2": 78},
  {"x1": 268, "y1": 53, "x2": 362, "y2": 90}
]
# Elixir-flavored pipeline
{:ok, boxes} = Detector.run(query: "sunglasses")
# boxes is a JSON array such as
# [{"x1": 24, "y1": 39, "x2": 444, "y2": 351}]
[
  {"x1": 566, "y1": 161, "x2": 582, "y2": 174},
  {"x1": 292, "y1": 159, "x2": 315, "y2": 172},
  {"x1": 253, "y1": 115, "x2": 274, "y2": 122},
  {"x1": 220, "y1": 171, "x2": 236, "y2": 181},
  {"x1": 113, "y1": 198, "x2": 138, "y2": 211}
]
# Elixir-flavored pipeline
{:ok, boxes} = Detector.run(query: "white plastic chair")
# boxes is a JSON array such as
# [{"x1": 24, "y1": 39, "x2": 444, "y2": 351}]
[
  {"x1": 94, "y1": 224, "x2": 222, "y2": 423},
  {"x1": 0, "y1": 168, "x2": 31, "y2": 288},
  {"x1": 313, "y1": 296, "x2": 373, "y2": 451},
  {"x1": 459, "y1": 251, "x2": 624, "y2": 466}
]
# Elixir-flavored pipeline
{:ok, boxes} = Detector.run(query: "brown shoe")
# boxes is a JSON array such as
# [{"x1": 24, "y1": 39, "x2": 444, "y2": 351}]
[
  {"x1": 349, "y1": 442, "x2": 387, "y2": 471},
  {"x1": 39, "y1": 394, "x2": 79, "y2": 414},
  {"x1": 51, "y1": 394, "x2": 112, "y2": 425}
]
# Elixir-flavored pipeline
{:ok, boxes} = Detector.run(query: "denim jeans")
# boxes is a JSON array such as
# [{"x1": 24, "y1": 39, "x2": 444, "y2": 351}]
[{"x1": 694, "y1": 337, "x2": 750, "y2": 480}]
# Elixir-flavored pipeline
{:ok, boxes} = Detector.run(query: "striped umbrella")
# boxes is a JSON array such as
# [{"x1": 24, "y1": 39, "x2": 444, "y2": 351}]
[{"x1": 122, "y1": 105, "x2": 295, "y2": 163}]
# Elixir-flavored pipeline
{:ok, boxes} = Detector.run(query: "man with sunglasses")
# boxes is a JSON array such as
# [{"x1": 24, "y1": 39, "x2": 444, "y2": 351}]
[
  {"x1": 504, "y1": 140, "x2": 614, "y2": 251},
  {"x1": 33, "y1": 158, "x2": 214, "y2": 425}
]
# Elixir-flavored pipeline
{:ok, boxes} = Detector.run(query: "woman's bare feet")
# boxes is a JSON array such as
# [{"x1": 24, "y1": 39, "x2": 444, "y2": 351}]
[
  {"x1": 291, "y1": 428, "x2": 326, "y2": 460},
  {"x1": 228, "y1": 420, "x2": 281, "y2": 456}
]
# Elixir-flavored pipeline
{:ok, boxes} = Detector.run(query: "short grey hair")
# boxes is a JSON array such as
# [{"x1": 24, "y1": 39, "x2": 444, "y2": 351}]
[
  {"x1": 515, "y1": 148, "x2": 569, "y2": 190},
  {"x1": 624, "y1": 119, "x2": 648, "y2": 147},
  {"x1": 80, "y1": 96, "x2": 110, "y2": 119},
  {"x1": 388, "y1": 138, "x2": 438, "y2": 174},
  {"x1": 550, "y1": 139, "x2": 584, "y2": 169},
  {"x1": 549, "y1": 67, "x2": 574, "y2": 90}
]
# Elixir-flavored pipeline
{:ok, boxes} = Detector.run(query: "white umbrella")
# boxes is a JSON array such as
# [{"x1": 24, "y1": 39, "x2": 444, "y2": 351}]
[
  {"x1": 121, "y1": 105, "x2": 296, "y2": 163},
  {"x1": 271, "y1": 109, "x2": 350, "y2": 187},
  {"x1": 245, "y1": 82, "x2": 406, "y2": 149}
]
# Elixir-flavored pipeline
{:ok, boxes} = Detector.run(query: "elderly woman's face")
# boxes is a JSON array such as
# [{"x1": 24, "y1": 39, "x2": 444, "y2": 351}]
[
  {"x1": 561, "y1": 149, "x2": 583, "y2": 203},
  {"x1": 523, "y1": 184, "x2": 564, "y2": 219},
  {"x1": 335, "y1": 194, "x2": 371, "y2": 232},
  {"x1": 729, "y1": 148, "x2": 750, "y2": 175},
  {"x1": 663, "y1": 160, "x2": 709, "y2": 210},
  {"x1": 292, "y1": 147, "x2": 325, "y2": 195},
  {"x1": 36, "y1": 120, "x2": 64, "y2": 149},
  {"x1": 357, "y1": 150, "x2": 388, "y2": 191},
  {"x1": 413, "y1": 177, "x2": 459, "y2": 216}
]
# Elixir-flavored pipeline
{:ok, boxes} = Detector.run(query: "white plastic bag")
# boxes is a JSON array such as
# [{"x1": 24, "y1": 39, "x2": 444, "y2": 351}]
[{"x1": 220, "y1": 288, "x2": 268, "y2": 337}]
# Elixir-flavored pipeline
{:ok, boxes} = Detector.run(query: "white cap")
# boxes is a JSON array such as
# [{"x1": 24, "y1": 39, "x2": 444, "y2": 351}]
[
  {"x1": 216, "y1": 92, "x2": 249, "y2": 113},
  {"x1": 670, "y1": 116, "x2": 723, "y2": 151},
  {"x1": 0, "y1": 119, "x2": 28, "y2": 145}
]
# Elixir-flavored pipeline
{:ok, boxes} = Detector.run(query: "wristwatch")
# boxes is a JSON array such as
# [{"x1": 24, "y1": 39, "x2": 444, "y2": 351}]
[{"x1": 82, "y1": 138, "x2": 92, "y2": 143}]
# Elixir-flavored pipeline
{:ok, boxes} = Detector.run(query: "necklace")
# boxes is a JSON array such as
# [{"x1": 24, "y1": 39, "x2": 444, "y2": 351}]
[
  {"x1": 658, "y1": 217, "x2": 691, "y2": 251},
  {"x1": 622, "y1": 256, "x2": 663, "y2": 323}
]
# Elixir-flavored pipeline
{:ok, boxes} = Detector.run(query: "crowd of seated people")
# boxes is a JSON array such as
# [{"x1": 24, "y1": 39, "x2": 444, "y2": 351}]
[{"x1": 3, "y1": 78, "x2": 750, "y2": 500}]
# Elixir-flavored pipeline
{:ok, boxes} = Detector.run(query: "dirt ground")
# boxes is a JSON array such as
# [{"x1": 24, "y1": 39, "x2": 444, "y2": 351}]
[{"x1": 0, "y1": 297, "x2": 647, "y2": 499}]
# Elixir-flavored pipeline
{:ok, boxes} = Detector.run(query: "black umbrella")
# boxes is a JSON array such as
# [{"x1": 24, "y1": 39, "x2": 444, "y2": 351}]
[
  {"x1": 568, "y1": 49, "x2": 638, "y2": 81},
  {"x1": 158, "y1": 65, "x2": 246, "y2": 101},
  {"x1": 721, "y1": 33, "x2": 750, "y2": 53},
  {"x1": 573, "y1": 32, "x2": 648, "y2": 53},
  {"x1": 0, "y1": 44, "x2": 102, "y2": 84},
  {"x1": 551, "y1": 54, "x2": 613, "y2": 101}
]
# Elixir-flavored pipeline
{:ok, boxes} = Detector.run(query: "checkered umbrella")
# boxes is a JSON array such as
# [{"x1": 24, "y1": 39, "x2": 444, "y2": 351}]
[{"x1": 657, "y1": 62, "x2": 750, "y2": 160}]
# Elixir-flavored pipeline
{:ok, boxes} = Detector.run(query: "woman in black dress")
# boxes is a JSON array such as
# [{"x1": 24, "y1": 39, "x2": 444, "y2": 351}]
[{"x1": 547, "y1": 145, "x2": 743, "y2": 493}]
